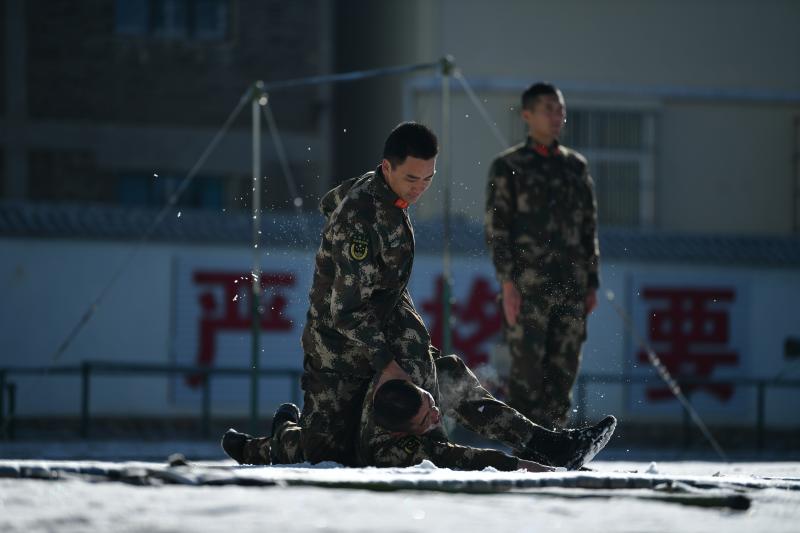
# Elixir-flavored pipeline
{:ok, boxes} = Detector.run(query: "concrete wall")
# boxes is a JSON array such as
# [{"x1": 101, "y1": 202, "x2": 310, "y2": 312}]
[{"x1": 333, "y1": 0, "x2": 800, "y2": 236}]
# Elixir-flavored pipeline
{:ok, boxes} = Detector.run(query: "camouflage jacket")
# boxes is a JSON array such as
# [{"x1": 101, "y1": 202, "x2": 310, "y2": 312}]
[
  {"x1": 301, "y1": 167, "x2": 424, "y2": 378},
  {"x1": 485, "y1": 138, "x2": 600, "y2": 294}
]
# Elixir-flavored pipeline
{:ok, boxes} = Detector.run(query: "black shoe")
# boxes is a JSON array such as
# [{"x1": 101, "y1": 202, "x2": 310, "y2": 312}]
[
  {"x1": 561, "y1": 415, "x2": 617, "y2": 470},
  {"x1": 270, "y1": 403, "x2": 300, "y2": 436},
  {"x1": 523, "y1": 415, "x2": 617, "y2": 470},
  {"x1": 221, "y1": 428, "x2": 253, "y2": 465}
]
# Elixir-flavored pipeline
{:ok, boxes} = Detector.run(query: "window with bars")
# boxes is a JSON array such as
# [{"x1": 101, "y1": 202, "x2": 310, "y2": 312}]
[
  {"x1": 560, "y1": 109, "x2": 655, "y2": 228},
  {"x1": 508, "y1": 107, "x2": 655, "y2": 228},
  {"x1": 115, "y1": 0, "x2": 230, "y2": 41}
]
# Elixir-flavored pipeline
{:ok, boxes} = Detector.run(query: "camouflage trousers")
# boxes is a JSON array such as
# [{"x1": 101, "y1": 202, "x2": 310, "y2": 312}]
[
  {"x1": 248, "y1": 299, "x2": 431, "y2": 466},
  {"x1": 436, "y1": 354, "x2": 539, "y2": 447},
  {"x1": 505, "y1": 287, "x2": 586, "y2": 428},
  {"x1": 241, "y1": 418, "x2": 305, "y2": 465},
  {"x1": 244, "y1": 368, "x2": 369, "y2": 466},
  {"x1": 358, "y1": 353, "x2": 543, "y2": 469},
  {"x1": 297, "y1": 368, "x2": 370, "y2": 466}
]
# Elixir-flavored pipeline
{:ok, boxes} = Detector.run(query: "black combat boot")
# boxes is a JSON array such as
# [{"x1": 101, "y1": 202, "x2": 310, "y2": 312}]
[
  {"x1": 221, "y1": 428, "x2": 254, "y2": 465},
  {"x1": 521, "y1": 415, "x2": 617, "y2": 470},
  {"x1": 221, "y1": 428, "x2": 273, "y2": 465},
  {"x1": 221, "y1": 404, "x2": 301, "y2": 465},
  {"x1": 270, "y1": 403, "x2": 301, "y2": 436}
]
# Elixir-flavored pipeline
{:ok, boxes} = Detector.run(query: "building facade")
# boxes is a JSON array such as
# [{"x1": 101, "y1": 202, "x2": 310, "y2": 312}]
[{"x1": 2, "y1": 0, "x2": 334, "y2": 211}]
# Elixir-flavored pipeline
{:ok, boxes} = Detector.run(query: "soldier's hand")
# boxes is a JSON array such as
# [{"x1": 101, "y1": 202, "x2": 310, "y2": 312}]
[
  {"x1": 502, "y1": 281, "x2": 521, "y2": 326},
  {"x1": 517, "y1": 459, "x2": 556, "y2": 473},
  {"x1": 585, "y1": 289, "x2": 598, "y2": 315}
]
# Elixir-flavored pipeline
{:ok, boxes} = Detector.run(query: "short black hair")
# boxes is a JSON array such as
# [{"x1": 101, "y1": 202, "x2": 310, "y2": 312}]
[
  {"x1": 521, "y1": 82, "x2": 560, "y2": 111},
  {"x1": 382, "y1": 122, "x2": 438, "y2": 168},
  {"x1": 373, "y1": 379, "x2": 422, "y2": 432}
]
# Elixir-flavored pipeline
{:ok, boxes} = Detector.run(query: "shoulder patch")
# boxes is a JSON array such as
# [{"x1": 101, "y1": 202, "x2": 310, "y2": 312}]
[
  {"x1": 349, "y1": 234, "x2": 369, "y2": 261},
  {"x1": 397, "y1": 435, "x2": 420, "y2": 455}
]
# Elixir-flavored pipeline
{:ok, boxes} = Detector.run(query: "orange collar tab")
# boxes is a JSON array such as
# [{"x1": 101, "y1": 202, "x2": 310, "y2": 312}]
[
  {"x1": 528, "y1": 137, "x2": 560, "y2": 157},
  {"x1": 394, "y1": 198, "x2": 409, "y2": 209}
]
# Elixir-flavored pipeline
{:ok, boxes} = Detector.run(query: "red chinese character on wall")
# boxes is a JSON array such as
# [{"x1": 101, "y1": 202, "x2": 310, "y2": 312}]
[
  {"x1": 422, "y1": 276, "x2": 503, "y2": 368},
  {"x1": 638, "y1": 287, "x2": 739, "y2": 402},
  {"x1": 187, "y1": 271, "x2": 295, "y2": 387}
]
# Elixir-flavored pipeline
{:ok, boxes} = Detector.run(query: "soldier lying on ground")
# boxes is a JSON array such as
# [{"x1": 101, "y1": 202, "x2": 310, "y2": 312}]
[
  {"x1": 222, "y1": 351, "x2": 616, "y2": 471},
  {"x1": 356, "y1": 352, "x2": 616, "y2": 472}
]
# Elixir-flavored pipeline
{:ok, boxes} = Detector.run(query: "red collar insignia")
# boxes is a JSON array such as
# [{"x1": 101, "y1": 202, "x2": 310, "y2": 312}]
[{"x1": 394, "y1": 198, "x2": 409, "y2": 209}]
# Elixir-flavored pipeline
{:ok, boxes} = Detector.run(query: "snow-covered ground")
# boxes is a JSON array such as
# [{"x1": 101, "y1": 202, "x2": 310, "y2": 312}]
[{"x1": 1, "y1": 442, "x2": 798, "y2": 532}]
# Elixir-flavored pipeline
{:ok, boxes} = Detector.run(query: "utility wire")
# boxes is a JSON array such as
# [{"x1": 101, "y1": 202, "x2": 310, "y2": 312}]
[
  {"x1": 605, "y1": 290, "x2": 729, "y2": 462},
  {"x1": 453, "y1": 69, "x2": 509, "y2": 149},
  {"x1": 51, "y1": 88, "x2": 253, "y2": 363},
  {"x1": 50, "y1": 59, "x2": 446, "y2": 363},
  {"x1": 260, "y1": 102, "x2": 304, "y2": 214},
  {"x1": 260, "y1": 60, "x2": 441, "y2": 92}
]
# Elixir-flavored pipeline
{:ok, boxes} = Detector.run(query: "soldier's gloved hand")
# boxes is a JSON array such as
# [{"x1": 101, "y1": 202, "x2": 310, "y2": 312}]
[{"x1": 502, "y1": 281, "x2": 522, "y2": 326}]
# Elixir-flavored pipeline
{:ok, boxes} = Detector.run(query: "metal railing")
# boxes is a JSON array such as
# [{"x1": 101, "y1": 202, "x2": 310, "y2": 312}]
[
  {"x1": 0, "y1": 361, "x2": 302, "y2": 440},
  {"x1": 574, "y1": 374, "x2": 800, "y2": 452},
  {"x1": 1, "y1": 363, "x2": 799, "y2": 450}
]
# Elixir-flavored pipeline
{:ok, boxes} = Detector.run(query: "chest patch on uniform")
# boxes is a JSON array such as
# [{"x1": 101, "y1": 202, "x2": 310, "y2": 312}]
[
  {"x1": 397, "y1": 435, "x2": 420, "y2": 455},
  {"x1": 349, "y1": 235, "x2": 369, "y2": 261}
]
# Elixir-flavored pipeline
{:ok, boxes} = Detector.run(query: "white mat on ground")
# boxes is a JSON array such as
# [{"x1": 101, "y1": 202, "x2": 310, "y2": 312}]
[{"x1": 1, "y1": 458, "x2": 798, "y2": 511}]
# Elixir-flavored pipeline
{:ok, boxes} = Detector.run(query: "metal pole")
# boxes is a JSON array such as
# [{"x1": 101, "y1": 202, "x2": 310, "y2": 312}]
[
  {"x1": 80, "y1": 361, "x2": 90, "y2": 439},
  {"x1": 756, "y1": 381, "x2": 766, "y2": 452},
  {"x1": 440, "y1": 56, "x2": 454, "y2": 357},
  {"x1": 202, "y1": 372, "x2": 211, "y2": 439},
  {"x1": 7, "y1": 383, "x2": 15, "y2": 441},
  {"x1": 682, "y1": 402, "x2": 692, "y2": 450},
  {"x1": 250, "y1": 82, "x2": 265, "y2": 435},
  {"x1": 0, "y1": 370, "x2": 5, "y2": 439}
]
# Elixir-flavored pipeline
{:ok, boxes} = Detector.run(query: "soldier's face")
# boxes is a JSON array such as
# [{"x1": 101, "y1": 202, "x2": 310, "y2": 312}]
[
  {"x1": 381, "y1": 156, "x2": 436, "y2": 205},
  {"x1": 521, "y1": 93, "x2": 566, "y2": 141},
  {"x1": 407, "y1": 387, "x2": 441, "y2": 435}
]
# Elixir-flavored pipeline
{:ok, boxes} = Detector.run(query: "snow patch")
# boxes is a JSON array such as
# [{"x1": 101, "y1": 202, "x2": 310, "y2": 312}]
[{"x1": 416, "y1": 460, "x2": 438, "y2": 471}]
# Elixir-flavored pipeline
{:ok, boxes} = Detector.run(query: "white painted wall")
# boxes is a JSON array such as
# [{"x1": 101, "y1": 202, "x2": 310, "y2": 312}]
[{"x1": 2, "y1": 237, "x2": 798, "y2": 427}]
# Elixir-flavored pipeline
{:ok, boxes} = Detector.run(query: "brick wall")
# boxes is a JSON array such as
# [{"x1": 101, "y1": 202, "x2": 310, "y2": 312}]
[{"x1": 26, "y1": 0, "x2": 325, "y2": 130}]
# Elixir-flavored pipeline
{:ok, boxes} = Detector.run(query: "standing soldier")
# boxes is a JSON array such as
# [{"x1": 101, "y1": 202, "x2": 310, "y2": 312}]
[
  {"x1": 223, "y1": 122, "x2": 438, "y2": 466},
  {"x1": 485, "y1": 82, "x2": 600, "y2": 428}
]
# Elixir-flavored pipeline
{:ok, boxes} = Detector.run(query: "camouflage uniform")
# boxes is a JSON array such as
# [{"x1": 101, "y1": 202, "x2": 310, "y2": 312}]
[
  {"x1": 297, "y1": 165, "x2": 422, "y2": 465},
  {"x1": 357, "y1": 351, "x2": 547, "y2": 471},
  {"x1": 357, "y1": 291, "x2": 537, "y2": 472},
  {"x1": 239, "y1": 419, "x2": 305, "y2": 466},
  {"x1": 485, "y1": 138, "x2": 600, "y2": 427},
  {"x1": 243, "y1": 291, "x2": 433, "y2": 466}
]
